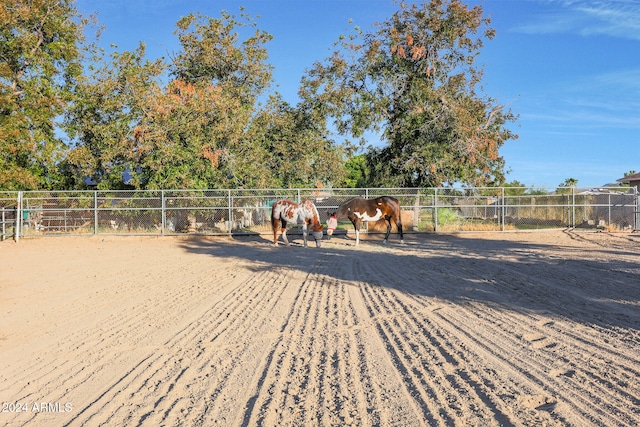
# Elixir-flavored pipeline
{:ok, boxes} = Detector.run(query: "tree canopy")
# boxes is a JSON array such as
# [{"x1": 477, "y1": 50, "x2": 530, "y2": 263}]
[
  {"x1": 300, "y1": 0, "x2": 518, "y2": 187},
  {"x1": 556, "y1": 177, "x2": 578, "y2": 194},
  {"x1": 1, "y1": 0, "x2": 517, "y2": 191},
  {"x1": 0, "y1": 0, "x2": 85, "y2": 190},
  {"x1": 62, "y1": 10, "x2": 344, "y2": 190}
]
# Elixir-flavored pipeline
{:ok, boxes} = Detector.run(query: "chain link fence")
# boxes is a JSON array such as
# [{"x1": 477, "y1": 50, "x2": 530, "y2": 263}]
[
  {"x1": 1, "y1": 187, "x2": 637, "y2": 240},
  {"x1": 0, "y1": 192, "x2": 18, "y2": 241}
]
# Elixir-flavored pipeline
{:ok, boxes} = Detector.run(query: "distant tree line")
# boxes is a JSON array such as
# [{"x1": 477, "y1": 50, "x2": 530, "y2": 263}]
[{"x1": 1, "y1": 0, "x2": 518, "y2": 191}]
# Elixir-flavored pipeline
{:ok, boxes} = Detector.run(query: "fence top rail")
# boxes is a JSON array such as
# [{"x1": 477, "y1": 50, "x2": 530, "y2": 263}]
[{"x1": 2, "y1": 185, "x2": 634, "y2": 193}]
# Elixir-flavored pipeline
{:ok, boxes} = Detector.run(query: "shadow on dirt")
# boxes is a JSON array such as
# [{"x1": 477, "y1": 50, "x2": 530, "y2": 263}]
[{"x1": 178, "y1": 232, "x2": 640, "y2": 331}]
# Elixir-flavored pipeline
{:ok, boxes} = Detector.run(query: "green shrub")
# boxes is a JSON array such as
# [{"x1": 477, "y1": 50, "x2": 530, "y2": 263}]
[{"x1": 437, "y1": 207, "x2": 459, "y2": 226}]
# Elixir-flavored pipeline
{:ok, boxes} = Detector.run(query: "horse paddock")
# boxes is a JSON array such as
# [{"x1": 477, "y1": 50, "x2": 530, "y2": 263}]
[{"x1": 1, "y1": 231, "x2": 638, "y2": 426}]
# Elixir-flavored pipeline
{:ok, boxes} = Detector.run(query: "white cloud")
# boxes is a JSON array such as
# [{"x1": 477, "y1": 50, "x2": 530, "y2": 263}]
[{"x1": 513, "y1": 0, "x2": 640, "y2": 41}]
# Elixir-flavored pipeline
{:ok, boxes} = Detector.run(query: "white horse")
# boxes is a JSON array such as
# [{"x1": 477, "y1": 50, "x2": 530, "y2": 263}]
[{"x1": 271, "y1": 200, "x2": 324, "y2": 247}]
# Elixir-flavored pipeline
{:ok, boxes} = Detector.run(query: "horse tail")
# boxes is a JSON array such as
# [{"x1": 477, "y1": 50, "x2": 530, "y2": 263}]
[
  {"x1": 271, "y1": 202, "x2": 281, "y2": 244},
  {"x1": 392, "y1": 197, "x2": 402, "y2": 226},
  {"x1": 386, "y1": 196, "x2": 404, "y2": 240}
]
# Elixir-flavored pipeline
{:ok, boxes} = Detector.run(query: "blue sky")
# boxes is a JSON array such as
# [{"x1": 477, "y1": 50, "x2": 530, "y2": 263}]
[{"x1": 75, "y1": 0, "x2": 639, "y2": 188}]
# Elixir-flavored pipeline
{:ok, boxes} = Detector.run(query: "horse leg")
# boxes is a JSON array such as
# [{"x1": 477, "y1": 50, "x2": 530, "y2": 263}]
[
  {"x1": 397, "y1": 221, "x2": 404, "y2": 243},
  {"x1": 302, "y1": 221, "x2": 308, "y2": 248},
  {"x1": 272, "y1": 218, "x2": 280, "y2": 245},
  {"x1": 353, "y1": 219, "x2": 361, "y2": 246},
  {"x1": 281, "y1": 221, "x2": 290, "y2": 246},
  {"x1": 383, "y1": 216, "x2": 392, "y2": 244},
  {"x1": 394, "y1": 213, "x2": 404, "y2": 243}
]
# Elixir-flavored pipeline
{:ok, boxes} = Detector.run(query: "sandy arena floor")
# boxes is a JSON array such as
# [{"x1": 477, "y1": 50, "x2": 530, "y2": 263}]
[{"x1": 1, "y1": 230, "x2": 639, "y2": 426}]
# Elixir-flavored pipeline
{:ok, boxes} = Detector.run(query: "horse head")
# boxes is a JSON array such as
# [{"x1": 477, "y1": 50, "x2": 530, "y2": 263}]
[{"x1": 310, "y1": 220, "x2": 324, "y2": 247}]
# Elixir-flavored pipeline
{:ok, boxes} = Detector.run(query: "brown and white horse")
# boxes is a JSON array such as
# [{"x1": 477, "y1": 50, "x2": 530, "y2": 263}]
[
  {"x1": 271, "y1": 200, "x2": 324, "y2": 247},
  {"x1": 337, "y1": 196, "x2": 404, "y2": 245}
]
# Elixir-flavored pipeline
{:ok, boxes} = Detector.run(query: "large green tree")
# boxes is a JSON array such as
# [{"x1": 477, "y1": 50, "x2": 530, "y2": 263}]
[
  {"x1": 339, "y1": 154, "x2": 369, "y2": 188},
  {"x1": 165, "y1": 11, "x2": 275, "y2": 189},
  {"x1": 64, "y1": 44, "x2": 166, "y2": 189},
  {"x1": 300, "y1": 0, "x2": 518, "y2": 188},
  {"x1": 0, "y1": 0, "x2": 86, "y2": 190},
  {"x1": 66, "y1": 10, "x2": 346, "y2": 190},
  {"x1": 246, "y1": 95, "x2": 346, "y2": 188},
  {"x1": 65, "y1": 11, "x2": 272, "y2": 190},
  {"x1": 168, "y1": 11, "x2": 345, "y2": 189}
]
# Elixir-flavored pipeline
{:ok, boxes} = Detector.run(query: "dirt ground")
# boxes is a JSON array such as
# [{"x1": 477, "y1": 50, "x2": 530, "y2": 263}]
[{"x1": 1, "y1": 230, "x2": 638, "y2": 426}]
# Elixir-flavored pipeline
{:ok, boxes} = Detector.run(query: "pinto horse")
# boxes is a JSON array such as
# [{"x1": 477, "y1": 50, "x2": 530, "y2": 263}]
[
  {"x1": 271, "y1": 200, "x2": 324, "y2": 247},
  {"x1": 337, "y1": 196, "x2": 404, "y2": 246}
]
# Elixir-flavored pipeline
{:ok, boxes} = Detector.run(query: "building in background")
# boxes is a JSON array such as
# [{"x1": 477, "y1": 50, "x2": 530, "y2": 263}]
[{"x1": 617, "y1": 172, "x2": 640, "y2": 190}]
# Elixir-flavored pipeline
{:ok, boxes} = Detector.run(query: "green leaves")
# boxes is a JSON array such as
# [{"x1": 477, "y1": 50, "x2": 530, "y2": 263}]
[
  {"x1": 1, "y1": 1, "x2": 517, "y2": 192},
  {"x1": 301, "y1": 0, "x2": 518, "y2": 188},
  {"x1": 171, "y1": 12, "x2": 273, "y2": 106},
  {"x1": 61, "y1": 9, "x2": 343, "y2": 191},
  {"x1": 0, "y1": 0, "x2": 84, "y2": 190}
]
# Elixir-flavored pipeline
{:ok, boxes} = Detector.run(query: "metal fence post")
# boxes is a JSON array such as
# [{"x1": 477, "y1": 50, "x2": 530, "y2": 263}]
[
  {"x1": 501, "y1": 187, "x2": 505, "y2": 232},
  {"x1": 94, "y1": 191, "x2": 98, "y2": 235},
  {"x1": 161, "y1": 190, "x2": 166, "y2": 236},
  {"x1": 228, "y1": 190, "x2": 232, "y2": 235},
  {"x1": 15, "y1": 191, "x2": 22, "y2": 242},
  {"x1": 633, "y1": 187, "x2": 640, "y2": 231},
  {"x1": 608, "y1": 193, "x2": 611, "y2": 228},
  {"x1": 363, "y1": 188, "x2": 369, "y2": 234},
  {"x1": 412, "y1": 192, "x2": 420, "y2": 232},
  {"x1": 434, "y1": 188, "x2": 438, "y2": 233},
  {"x1": 572, "y1": 187, "x2": 576, "y2": 228}
]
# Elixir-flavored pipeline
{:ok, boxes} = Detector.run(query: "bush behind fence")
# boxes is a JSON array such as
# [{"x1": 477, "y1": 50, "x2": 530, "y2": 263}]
[{"x1": 0, "y1": 187, "x2": 637, "y2": 240}]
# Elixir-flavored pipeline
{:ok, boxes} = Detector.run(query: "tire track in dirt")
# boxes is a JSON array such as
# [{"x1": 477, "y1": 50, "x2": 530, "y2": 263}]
[
  {"x1": 236, "y1": 255, "x2": 427, "y2": 427},
  {"x1": 452, "y1": 302, "x2": 640, "y2": 426},
  {"x1": 358, "y1": 282, "x2": 514, "y2": 426},
  {"x1": 2, "y1": 256, "x2": 270, "y2": 427},
  {"x1": 452, "y1": 252, "x2": 640, "y2": 420},
  {"x1": 67, "y1": 265, "x2": 293, "y2": 426},
  {"x1": 360, "y1": 241, "x2": 639, "y2": 426},
  {"x1": 431, "y1": 303, "x2": 613, "y2": 425},
  {"x1": 239, "y1": 268, "x2": 367, "y2": 426},
  {"x1": 338, "y1": 255, "x2": 429, "y2": 426},
  {"x1": 342, "y1": 255, "x2": 437, "y2": 426},
  {"x1": 349, "y1": 246, "x2": 524, "y2": 425},
  {"x1": 186, "y1": 267, "x2": 312, "y2": 426},
  {"x1": 2, "y1": 234, "x2": 638, "y2": 427},
  {"x1": 365, "y1": 287, "x2": 563, "y2": 424},
  {"x1": 0, "y1": 266, "x2": 201, "y2": 396}
]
